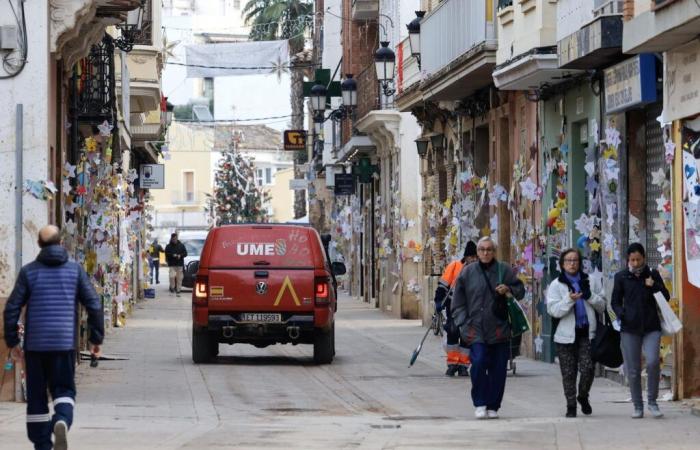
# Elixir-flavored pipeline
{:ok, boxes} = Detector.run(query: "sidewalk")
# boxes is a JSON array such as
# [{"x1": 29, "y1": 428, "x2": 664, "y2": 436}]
[{"x1": 0, "y1": 284, "x2": 698, "y2": 449}]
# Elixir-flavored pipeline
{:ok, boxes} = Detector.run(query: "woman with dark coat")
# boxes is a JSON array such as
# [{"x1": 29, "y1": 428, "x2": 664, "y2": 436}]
[
  {"x1": 611, "y1": 243, "x2": 670, "y2": 419},
  {"x1": 547, "y1": 249, "x2": 606, "y2": 418}
]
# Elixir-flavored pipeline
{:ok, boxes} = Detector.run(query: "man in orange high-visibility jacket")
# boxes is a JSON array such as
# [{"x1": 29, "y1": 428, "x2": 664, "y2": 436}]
[{"x1": 435, "y1": 241, "x2": 477, "y2": 376}]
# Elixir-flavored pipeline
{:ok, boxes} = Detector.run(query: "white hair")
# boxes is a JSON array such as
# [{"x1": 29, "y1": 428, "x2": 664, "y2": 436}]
[{"x1": 477, "y1": 236, "x2": 496, "y2": 248}]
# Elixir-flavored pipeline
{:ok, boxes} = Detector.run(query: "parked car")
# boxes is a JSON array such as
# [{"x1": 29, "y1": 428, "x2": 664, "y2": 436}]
[
  {"x1": 178, "y1": 230, "x2": 209, "y2": 289},
  {"x1": 191, "y1": 224, "x2": 346, "y2": 364}
]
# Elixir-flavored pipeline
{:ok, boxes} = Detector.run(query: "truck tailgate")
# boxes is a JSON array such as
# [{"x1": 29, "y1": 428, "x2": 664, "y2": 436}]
[{"x1": 207, "y1": 269, "x2": 316, "y2": 313}]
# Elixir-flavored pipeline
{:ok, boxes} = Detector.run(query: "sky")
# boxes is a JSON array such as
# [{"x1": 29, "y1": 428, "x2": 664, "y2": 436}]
[{"x1": 162, "y1": 11, "x2": 294, "y2": 132}]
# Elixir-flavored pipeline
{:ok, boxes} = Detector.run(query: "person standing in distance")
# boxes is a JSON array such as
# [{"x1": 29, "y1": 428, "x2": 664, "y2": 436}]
[
  {"x1": 148, "y1": 239, "x2": 164, "y2": 284},
  {"x1": 3, "y1": 225, "x2": 104, "y2": 450},
  {"x1": 612, "y1": 243, "x2": 670, "y2": 419},
  {"x1": 450, "y1": 236, "x2": 525, "y2": 420},
  {"x1": 434, "y1": 241, "x2": 477, "y2": 376},
  {"x1": 165, "y1": 232, "x2": 187, "y2": 296}
]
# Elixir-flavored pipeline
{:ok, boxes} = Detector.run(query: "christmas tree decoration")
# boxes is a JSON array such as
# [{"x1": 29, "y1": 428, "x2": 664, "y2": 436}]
[{"x1": 208, "y1": 149, "x2": 269, "y2": 225}]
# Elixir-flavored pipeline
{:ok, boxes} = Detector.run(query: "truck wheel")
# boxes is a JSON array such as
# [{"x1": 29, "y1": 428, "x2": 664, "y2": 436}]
[
  {"x1": 192, "y1": 326, "x2": 213, "y2": 363},
  {"x1": 313, "y1": 325, "x2": 334, "y2": 364}
]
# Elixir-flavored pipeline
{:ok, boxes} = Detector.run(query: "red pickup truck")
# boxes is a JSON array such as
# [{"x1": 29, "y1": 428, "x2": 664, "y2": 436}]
[{"x1": 191, "y1": 225, "x2": 345, "y2": 364}]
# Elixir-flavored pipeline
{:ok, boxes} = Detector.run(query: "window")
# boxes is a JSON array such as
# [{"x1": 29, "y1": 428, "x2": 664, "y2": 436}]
[
  {"x1": 234, "y1": 0, "x2": 240, "y2": 8},
  {"x1": 256, "y1": 168, "x2": 263, "y2": 186},
  {"x1": 183, "y1": 171, "x2": 194, "y2": 203},
  {"x1": 265, "y1": 168, "x2": 272, "y2": 185}
]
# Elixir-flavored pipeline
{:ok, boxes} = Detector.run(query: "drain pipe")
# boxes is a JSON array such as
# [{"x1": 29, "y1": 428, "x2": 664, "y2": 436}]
[{"x1": 15, "y1": 104, "x2": 23, "y2": 276}]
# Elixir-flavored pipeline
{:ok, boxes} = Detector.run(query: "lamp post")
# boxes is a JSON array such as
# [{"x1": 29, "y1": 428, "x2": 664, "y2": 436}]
[
  {"x1": 415, "y1": 138, "x2": 429, "y2": 158},
  {"x1": 309, "y1": 83, "x2": 328, "y2": 120},
  {"x1": 430, "y1": 133, "x2": 445, "y2": 151},
  {"x1": 115, "y1": 0, "x2": 145, "y2": 52},
  {"x1": 374, "y1": 41, "x2": 396, "y2": 97},
  {"x1": 407, "y1": 11, "x2": 425, "y2": 69},
  {"x1": 328, "y1": 74, "x2": 357, "y2": 123}
]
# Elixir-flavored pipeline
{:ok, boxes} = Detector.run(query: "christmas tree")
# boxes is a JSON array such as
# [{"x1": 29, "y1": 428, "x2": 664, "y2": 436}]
[{"x1": 208, "y1": 149, "x2": 269, "y2": 225}]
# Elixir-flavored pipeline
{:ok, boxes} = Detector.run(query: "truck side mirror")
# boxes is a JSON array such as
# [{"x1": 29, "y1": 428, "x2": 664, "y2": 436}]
[{"x1": 331, "y1": 261, "x2": 346, "y2": 276}]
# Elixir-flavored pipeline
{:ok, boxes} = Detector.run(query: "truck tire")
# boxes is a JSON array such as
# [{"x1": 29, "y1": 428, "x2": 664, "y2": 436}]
[
  {"x1": 313, "y1": 325, "x2": 334, "y2": 364},
  {"x1": 192, "y1": 326, "x2": 214, "y2": 363}
]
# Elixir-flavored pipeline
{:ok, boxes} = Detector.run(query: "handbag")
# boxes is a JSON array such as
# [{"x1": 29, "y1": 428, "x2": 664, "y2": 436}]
[
  {"x1": 479, "y1": 263, "x2": 529, "y2": 335},
  {"x1": 655, "y1": 292, "x2": 682, "y2": 336},
  {"x1": 507, "y1": 297, "x2": 530, "y2": 337},
  {"x1": 591, "y1": 310, "x2": 623, "y2": 368}
]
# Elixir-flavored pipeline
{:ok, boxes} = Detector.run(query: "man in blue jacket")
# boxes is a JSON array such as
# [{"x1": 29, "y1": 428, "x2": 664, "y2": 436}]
[{"x1": 4, "y1": 225, "x2": 104, "y2": 450}]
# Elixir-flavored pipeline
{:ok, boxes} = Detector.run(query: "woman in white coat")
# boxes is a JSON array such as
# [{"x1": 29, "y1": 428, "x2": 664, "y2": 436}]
[{"x1": 547, "y1": 248, "x2": 606, "y2": 418}]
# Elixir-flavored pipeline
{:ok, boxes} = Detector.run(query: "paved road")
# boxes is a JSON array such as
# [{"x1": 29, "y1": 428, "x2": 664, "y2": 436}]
[{"x1": 1, "y1": 278, "x2": 698, "y2": 449}]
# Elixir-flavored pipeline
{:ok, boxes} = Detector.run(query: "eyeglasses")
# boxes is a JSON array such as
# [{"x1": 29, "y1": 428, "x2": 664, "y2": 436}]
[
  {"x1": 563, "y1": 259, "x2": 580, "y2": 263},
  {"x1": 478, "y1": 247, "x2": 495, "y2": 253}
]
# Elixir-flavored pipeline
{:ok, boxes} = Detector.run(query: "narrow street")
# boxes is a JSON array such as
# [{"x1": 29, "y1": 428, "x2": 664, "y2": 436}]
[{"x1": 0, "y1": 278, "x2": 697, "y2": 449}]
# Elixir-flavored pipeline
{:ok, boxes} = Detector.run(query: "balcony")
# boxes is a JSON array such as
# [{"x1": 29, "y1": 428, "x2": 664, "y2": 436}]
[
  {"x1": 352, "y1": 0, "x2": 378, "y2": 21},
  {"x1": 557, "y1": 0, "x2": 624, "y2": 69},
  {"x1": 420, "y1": 0, "x2": 497, "y2": 101},
  {"x1": 493, "y1": 0, "x2": 582, "y2": 90},
  {"x1": 395, "y1": 36, "x2": 422, "y2": 112},
  {"x1": 623, "y1": 0, "x2": 700, "y2": 53}
]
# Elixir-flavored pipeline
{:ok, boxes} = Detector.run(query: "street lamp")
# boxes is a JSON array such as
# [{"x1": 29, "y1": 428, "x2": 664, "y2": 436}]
[
  {"x1": 374, "y1": 41, "x2": 396, "y2": 96},
  {"x1": 415, "y1": 138, "x2": 429, "y2": 158},
  {"x1": 430, "y1": 133, "x2": 445, "y2": 151},
  {"x1": 310, "y1": 83, "x2": 328, "y2": 118},
  {"x1": 341, "y1": 74, "x2": 357, "y2": 108},
  {"x1": 115, "y1": 0, "x2": 145, "y2": 52},
  {"x1": 164, "y1": 100, "x2": 174, "y2": 127},
  {"x1": 407, "y1": 11, "x2": 425, "y2": 69}
]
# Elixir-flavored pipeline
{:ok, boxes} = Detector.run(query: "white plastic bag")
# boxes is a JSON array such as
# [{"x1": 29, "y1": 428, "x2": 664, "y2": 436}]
[{"x1": 655, "y1": 292, "x2": 682, "y2": 336}]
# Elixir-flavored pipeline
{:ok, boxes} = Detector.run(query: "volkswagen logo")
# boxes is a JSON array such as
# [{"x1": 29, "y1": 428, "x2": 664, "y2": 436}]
[{"x1": 255, "y1": 282, "x2": 268, "y2": 295}]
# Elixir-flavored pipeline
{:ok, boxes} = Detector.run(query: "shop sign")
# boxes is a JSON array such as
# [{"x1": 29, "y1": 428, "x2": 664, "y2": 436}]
[
  {"x1": 283, "y1": 130, "x2": 307, "y2": 150},
  {"x1": 334, "y1": 173, "x2": 355, "y2": 196},
  {"x1": 604, "y1": 54, "x2": 656, "y2": 113},
  {"x1": 139, "y1": 164, "x2": 164, "y2": 189},
  {"x1": 664, "y1": 40, "x2": 700, "y2": 122},
  {"x1": 289, "y1": 178, "x2": 308, "y2": 190}
]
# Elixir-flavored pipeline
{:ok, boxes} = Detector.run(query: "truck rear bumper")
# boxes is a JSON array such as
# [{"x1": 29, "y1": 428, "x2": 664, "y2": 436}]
[{"x1": 204, "y1": 314, "x2": 317, "y2": 344}]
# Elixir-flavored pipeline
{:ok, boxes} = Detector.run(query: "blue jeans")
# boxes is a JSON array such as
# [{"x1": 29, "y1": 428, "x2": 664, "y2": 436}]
[
  {"x1": 469, "y1": 342, "x2": 509, "y2": 410},
  {"x1": 25, "y1": 351, "x2": 76, "y2": 450}
]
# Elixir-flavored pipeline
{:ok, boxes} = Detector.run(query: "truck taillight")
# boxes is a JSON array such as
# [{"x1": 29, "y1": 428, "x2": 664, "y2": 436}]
[
  {"x1": 194, "y1": 276, "x2": 208, "y2": 306},
  {"x1": 314, "y1": 278, "x2": 329, "y2": 306}
]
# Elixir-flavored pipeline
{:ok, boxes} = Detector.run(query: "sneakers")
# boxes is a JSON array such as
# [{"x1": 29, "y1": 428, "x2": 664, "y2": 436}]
[
  {"x1": 457, "y1": 365, "x2": 470, "y2": 377},
  {"x1": 577, "y1": 396, "x2": 592, "y2": 415},
  {"x1": 445, "y1": 365, "x2": 458, "y2": 377},
  {"x1": 474, "y1": 406, "x2": 487, "y2": 420},
  {"x1": 169, "y1": 287, "x2": 175, "y2": 293},
  {"x1": 487, "y1": 410, "x2": 499, "y2": 419},
  {"x1": 566, "y1": 405, "x2": 577, "y2": 418},
  {"x1": 53, "y1": 420, "x2": 68, "y2": 450},
  {"x1": 632, "y1": 408, "x2": 644, "y2": 419},
  {"x1": 648, "y1": 404, "x2": 664, "y2": 418}
]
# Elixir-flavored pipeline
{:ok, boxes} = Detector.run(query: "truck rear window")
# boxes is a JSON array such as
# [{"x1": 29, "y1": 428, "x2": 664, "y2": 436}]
[{"x1": 206, "y1": 226, "x2": 317, "y2": 268}]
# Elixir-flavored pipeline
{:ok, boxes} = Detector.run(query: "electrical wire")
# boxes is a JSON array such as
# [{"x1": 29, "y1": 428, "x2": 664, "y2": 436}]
[
  {"x1": 166, "y1": 61, "x2": 318, "y2": 70},
  {"x1": 0, "y1": 0, "x2": 28, "y2": 79},
  {"x1": 175, "y1": 113, "x2": 302, "y2": 123}
]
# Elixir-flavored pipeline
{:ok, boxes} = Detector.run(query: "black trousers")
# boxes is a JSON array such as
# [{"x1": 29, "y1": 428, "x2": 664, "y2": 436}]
[
  {"x1": 555, "y1": 327, "x2": 594, "y2": 407},
  {"x1": 25, "y1": 351, "x2": 76, "y2": 450}
]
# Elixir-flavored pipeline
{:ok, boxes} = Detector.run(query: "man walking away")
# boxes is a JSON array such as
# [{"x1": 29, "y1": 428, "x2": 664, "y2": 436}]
[
  {"x1": 165, "y1": 233, "x2": 187, "y2": 296},
  {"x1": 434, "y1": 241, "x2": 477, "y2": 376},
  {"x1": 3, "y1": 225, "x2": 104, "y2": 450},
  {"x1": 148, "y1": 239, "x2": 164, "y2": 284},
  {"x1": 451, "y1": 237, "x2": 525, "y2": 420}
]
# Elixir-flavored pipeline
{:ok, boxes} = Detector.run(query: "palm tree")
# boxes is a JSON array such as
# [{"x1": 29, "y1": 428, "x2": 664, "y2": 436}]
[{"x1": 243, "y1": 0, "x2": 313, "y2": 219}]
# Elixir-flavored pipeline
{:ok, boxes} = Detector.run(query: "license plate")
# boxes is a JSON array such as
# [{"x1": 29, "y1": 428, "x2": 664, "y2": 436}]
[{"x1": 239, "y1": 313, "x2": 282, "y2": 323}]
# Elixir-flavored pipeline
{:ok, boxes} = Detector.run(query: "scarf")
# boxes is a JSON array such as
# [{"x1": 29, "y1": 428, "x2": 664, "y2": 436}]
[
  {"x1": 628, "y1": 264, "x2": 645, "y2": 276},
  {"x1": 564, "y1": 272, "x2": 589, "y2": 329}
]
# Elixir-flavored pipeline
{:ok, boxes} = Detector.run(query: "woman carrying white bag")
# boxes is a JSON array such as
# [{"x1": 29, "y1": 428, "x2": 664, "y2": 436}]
[{"x1": 611, "y1": 243, "x2": 673, "y2": 419}]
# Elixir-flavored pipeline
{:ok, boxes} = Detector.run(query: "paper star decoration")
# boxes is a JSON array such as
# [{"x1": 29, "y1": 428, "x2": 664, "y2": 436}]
[
  {"x1": 651, "y1": 167, "x2": 667, "y2": 187},
  {"x1": 519, "y1": 178, "x2": 540, "y2": 201},
  {"x1": 574, "y1": 214, "x2": 596, "y2": 236},
  {"x1": 97, "y1": 120, "x2": 113, "y2": 137},
  {"x1": 656, "y1": 195, "x2": 669, "y2": 212},
  {"x1": 64, "y1": 162, "x2": 76, "y2": 178},
  {"x1": 590, "y1": 240, "x2": 601, "y2": 252}
]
